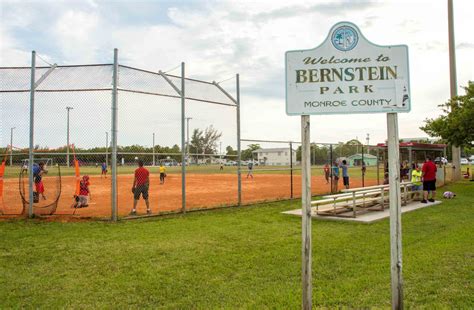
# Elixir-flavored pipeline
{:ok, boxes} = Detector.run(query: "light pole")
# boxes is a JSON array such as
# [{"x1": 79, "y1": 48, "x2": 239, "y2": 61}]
[
  {"x1": 105, "y1": 131, "x2": 109, "y2": 168},
  {"x1": 185, "y1": 117, "x2": 192, "y2": 165},
  {"x1": 66, "y1": 106, "x2": 73, "y2": 167},
  {"x1": 366, "y1": 133, "x2": 370, "y2": 153},
  {"x1": 10, "y1": 127, "x2": 15, "y2": 166},
  {"x1": 152, "y1": 132, "x2": 155, "y2": 166}
]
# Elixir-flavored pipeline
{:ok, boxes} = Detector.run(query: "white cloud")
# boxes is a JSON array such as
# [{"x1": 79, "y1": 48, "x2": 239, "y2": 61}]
[
  {"x1": 0, "y1": 27, "x2": 30, "y2": 65},
  {"x1": 1, "y1": 0, "x2": 473, "y2": 148},
  {"x1": 52, "y1": 10, "x2": 101, "y2": 63}
]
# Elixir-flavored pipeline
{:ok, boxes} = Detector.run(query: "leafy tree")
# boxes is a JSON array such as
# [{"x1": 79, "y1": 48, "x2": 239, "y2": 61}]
[
  {"x1": 296, "y1": 143, "x2": 331, "y2": 164},
  {"x1": 241, "y1": 144, "x2": 260, "y2": 161},
  {"x1": 225, "y1": 145, "x2": 237, "y2": 160},
  {"x1": 421, "y1": 81, "x2": 474, "y2": 147},
  {"x1": 189, "y1": 126, "x2": 223, "y2": 162}
]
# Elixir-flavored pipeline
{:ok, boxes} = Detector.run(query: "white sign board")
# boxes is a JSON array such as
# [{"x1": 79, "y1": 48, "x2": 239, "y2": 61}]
[{"x1": 286, "y1": 22, "x2": 410, "y2": 115}]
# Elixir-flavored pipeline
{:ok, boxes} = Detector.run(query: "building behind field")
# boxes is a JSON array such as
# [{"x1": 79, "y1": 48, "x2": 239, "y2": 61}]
[
  {"x1": 346, "y1": 153, "x2": 378, "y2": 166},
  {"x1": 253, "y1": 148, "x2": 296, "y2": 166}
]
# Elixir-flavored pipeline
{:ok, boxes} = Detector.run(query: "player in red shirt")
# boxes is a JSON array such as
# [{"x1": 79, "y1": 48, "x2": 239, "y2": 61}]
[
  {"x1": 421, "y1": 156, "x2": 437, "y2": 203},
  {"x1": 131, "y1": 159, "x2": 151, "y2": 215}
]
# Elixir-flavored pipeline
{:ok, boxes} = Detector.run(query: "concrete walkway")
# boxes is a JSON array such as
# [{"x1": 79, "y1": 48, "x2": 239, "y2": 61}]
[{"x1": 282, "y1": 200, "x2": 442, "y2": 223}]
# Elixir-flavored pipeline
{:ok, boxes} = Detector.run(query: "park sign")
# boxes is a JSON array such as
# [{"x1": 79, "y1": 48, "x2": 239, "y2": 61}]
[{"x1": 285, "y1": 21, "x2": 410, "y2": 115}]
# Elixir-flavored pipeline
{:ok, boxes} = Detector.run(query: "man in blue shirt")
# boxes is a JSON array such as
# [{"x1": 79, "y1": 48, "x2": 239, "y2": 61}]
[
  {"x1": 342, "y1": 160, "x2": 350, "y2": 189},
  {"x1": 247, "y1": 162, "x2": 254, "y2": 179},
  {"x1": 331, "y1": 161, "x2": 340, "y2": 193},
  {"x1": 101, "y1": 162, "x2": 107, "y2": 178}
]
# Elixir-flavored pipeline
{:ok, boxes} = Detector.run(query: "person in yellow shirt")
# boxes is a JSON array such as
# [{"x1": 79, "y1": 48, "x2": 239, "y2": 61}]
[
  {"x1": 411, "y1": 164, "x2": 422, "y2": 200},
  {"x1": 159, "y1": 163, "x2": 166, "y2": 185}
]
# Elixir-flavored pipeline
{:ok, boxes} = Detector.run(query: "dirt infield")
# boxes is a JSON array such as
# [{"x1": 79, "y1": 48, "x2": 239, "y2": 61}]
[{"x1": 1, "y1": 173, "x2": 378, "y2": 218}]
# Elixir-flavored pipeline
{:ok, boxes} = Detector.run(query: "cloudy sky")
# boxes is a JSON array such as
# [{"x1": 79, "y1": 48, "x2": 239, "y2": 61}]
[{"x1": 1, "y1": 0, "x2": 473, "y2": 150}]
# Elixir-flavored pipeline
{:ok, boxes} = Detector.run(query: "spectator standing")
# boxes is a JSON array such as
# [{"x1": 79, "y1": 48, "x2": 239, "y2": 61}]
[
  {"x1": 421, "y1": 156, "x2": 437, "y2": 203},
  {"x1": 341, "y1": 160, "x2": 350, "y2": 189},
  {"x1": 323, "y1": 163, "x2": 330, "y2": 184},
  {"x1": 331, "y1": 161, "x2": 340, "y2": 192}
]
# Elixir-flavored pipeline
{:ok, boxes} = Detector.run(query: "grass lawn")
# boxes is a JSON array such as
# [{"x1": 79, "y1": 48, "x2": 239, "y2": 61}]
[{"x1": 0, "y1": 181, "x2": 472, "y2": 308}]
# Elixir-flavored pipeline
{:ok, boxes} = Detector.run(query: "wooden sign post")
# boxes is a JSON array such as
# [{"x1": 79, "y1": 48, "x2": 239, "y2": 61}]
[
  {"x1": 387, "y1": 112, "x2": 403, "y2": 308},
  {"x1": 285, "y1": 22, "x2": 410, "y2": 309},
  {"x1": 301, "y1": 115, "x2": 312, "y2": 309}
]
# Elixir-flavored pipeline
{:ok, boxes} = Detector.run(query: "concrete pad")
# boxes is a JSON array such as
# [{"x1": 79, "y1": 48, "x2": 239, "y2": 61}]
[{"x1": 282, "y1": 200, "x2": 442, "y2": 223}]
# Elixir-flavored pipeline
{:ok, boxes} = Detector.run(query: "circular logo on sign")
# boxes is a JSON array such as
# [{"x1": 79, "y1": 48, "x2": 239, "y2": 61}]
[{"x1": 331, "y1": 26, "x2": 358, "y2": 51}]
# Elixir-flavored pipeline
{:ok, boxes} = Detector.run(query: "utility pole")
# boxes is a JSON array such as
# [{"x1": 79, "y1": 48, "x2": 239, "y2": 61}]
[
  {"x1": 220, "y1": 141, "x2": 222, "y2": 158},
  {"x1": 448, "y1": 0, "x2": 461, "y2": 181},
  {"x1": 105, "y1": 131, "x2": 109, "y2": 168},
  {"x1": 10, "y1": 127, "x2": 15, "y2": 166},
  {"x1": 66, "y1": 106, "x2": 73, "y2": 167},
  {"x1": 366, "y1": 133, "x2": 370, "y2": 153},
  {"x1": 185, "y1": 117, "x2": 192, "y2": 165},
  {"x1": 152, "y1": 132, "x2": 156, "y2": 166}
]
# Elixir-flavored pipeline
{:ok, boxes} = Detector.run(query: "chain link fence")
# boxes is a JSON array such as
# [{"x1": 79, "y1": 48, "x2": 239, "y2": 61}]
[
  {"x1": 238, "y1": 139, "x2": 383, "y2": 205},
  {"x1": 0, "y1": 50, "x2": 240, "y2": 219},
  {"x1": 0, "y1": 50, "x2": 448, "y2": 220}
]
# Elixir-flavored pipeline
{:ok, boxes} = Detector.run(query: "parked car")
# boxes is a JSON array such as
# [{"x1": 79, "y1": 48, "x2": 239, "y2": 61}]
[
  {"x1": 460, "y1": 158, "x2": 469, "y2": 165},
  {"x1": 434, "y1": 157, "x2": 448, "y2": 165},
  {"x1": 225, "y1": 161, "x2": 237, "y2": 166}
]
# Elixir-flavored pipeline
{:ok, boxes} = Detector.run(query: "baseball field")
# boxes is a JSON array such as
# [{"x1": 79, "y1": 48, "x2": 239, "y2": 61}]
[{"x1": 1, "y1": 165, "x2": 380, "y2": 217}]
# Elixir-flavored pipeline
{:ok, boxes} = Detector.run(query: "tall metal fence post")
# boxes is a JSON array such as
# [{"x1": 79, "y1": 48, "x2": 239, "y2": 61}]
[
  {"x1": 362, "y1": 144, "x2": 365, "y2": 187},
  {"x1": 28, "y1": 51, "x2": 36, "y2": 218},
  {"x1": 329, "y1": 144, "x2": 333, "y2": 194},
  {"x1": 66, "y1": 106, "x2": 73, "y2": 167},
  {"x1": 377, "y1": 148, "x2": 380, "y2": 185},
  {"x1": 290, "y1": 142, "x2": 293, "y2": 199},
  {"x1": 10, "y1": 127, "x2": 14, "y2": 166},
  {"x1": 105, "y1": 131, "x2": 109, "y2": 168},
  {"x1": 152, "y1": 132, "x2": 155, "y2": 166},
  {"x1": 181, "y1": 62, "x2": 186, "y2": 214},
  {"x1": 236, "y1": 74, "x2": 242, "y2": 206},
  {"x1": 111, "y1": 48, "x2": 119, "y2": 221}
]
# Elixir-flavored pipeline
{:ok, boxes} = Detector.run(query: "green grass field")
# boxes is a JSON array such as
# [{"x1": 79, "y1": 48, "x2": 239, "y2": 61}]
[{"x1": 1, "y1": 181, "x2": 472, "y2": 308}]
